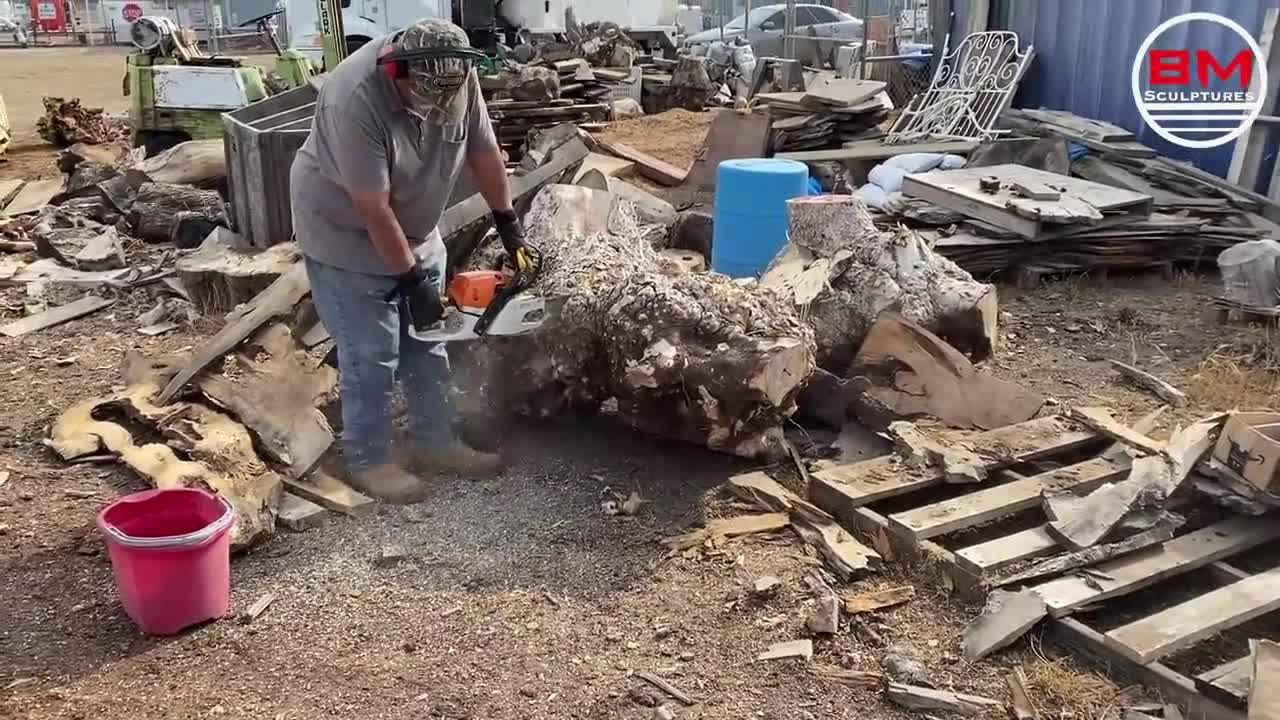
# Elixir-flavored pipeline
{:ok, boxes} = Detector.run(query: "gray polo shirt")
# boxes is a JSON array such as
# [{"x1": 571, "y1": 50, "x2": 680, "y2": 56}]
[{"x1": 290, "y1": 35, "x2": 498, "y2": 275}]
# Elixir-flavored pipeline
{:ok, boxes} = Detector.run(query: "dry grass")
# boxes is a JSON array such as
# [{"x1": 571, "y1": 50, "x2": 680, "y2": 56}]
[
  {"x1": 1186, "y1": 339, "x2": 1280, "y2": 410},
  {"x1": 1022, "y1": 636, "x2": 1121, "y2": 720}
]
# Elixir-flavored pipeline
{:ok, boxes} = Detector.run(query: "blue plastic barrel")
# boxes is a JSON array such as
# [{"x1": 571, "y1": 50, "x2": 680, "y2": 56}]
[{"x1": 712, "y1": 159, "x2": 810, "y2": 278}]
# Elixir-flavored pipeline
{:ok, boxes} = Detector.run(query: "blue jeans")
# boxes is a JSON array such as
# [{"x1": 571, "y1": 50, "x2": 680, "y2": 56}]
[{"x1": 305, "y1": 241, "x2": 455, "y2": 471}]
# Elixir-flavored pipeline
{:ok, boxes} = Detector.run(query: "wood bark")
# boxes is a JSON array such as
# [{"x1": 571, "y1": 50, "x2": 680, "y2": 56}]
[
  {"x1": 467, "y1": 184, "x2": 815, "y2": 459},
  {"x1": 850, "y1": 313, "x2": 1043, "y2": 431},
  {"x1": 197, "y1": 323, "x2": 337, "y2": 479},
  {"x1": 729, "y1": 472, "x2": 882, "y2": 578},
  {"x1": 761, "y1": 195, "x2": 997, "y2": 373},
  {"x1": 127, "y1": 182, "x2": 226, "y2": 244},
  {"x1": 47, "y1": 351, "x2": 283, "y2": 549}
]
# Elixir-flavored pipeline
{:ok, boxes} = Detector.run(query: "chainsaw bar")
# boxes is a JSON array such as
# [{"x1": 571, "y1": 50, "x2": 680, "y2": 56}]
[{"x1": 406, "y1": 294, "x2": 565, "y2": 343}]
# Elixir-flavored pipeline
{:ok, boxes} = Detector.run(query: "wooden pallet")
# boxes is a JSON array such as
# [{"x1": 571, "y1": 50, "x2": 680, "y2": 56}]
[
  {"x1": 807, "y1": 415, "x2": 1278, "y2": 719},
  {"x1": 809, "y1": 414, "x2": 1103, "y2": 594}
]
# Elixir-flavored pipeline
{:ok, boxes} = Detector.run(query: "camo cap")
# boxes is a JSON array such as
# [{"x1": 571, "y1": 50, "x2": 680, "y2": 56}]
[{"x1": 396, "y1": 18, "x2": 474, "y2": 125}]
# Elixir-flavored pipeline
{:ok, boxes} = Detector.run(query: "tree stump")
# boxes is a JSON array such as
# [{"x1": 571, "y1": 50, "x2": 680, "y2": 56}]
[
  {"x1": 461, "y1": 184, "x2": 815, "y2": 459},
  {"x1": 762, "y1": 195, "x2": 997, "y2": 373},
  {"x1": 176, "y1": 228, "x2": 301, "y2": 315}
]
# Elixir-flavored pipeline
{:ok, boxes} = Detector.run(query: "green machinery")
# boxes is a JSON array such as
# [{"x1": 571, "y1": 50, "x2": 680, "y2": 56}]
[{"x1": 125, "y1": 13, "x2": 316, "y2": 156}]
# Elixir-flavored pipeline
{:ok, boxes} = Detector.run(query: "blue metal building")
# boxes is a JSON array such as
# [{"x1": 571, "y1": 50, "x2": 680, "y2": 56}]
[{"x1": 943, "y1": 0, "x2": 1279, "y2": 186}]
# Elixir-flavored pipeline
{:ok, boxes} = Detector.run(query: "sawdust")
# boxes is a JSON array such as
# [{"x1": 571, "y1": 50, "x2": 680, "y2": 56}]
[{"x1": 598, "y1": 108, "x2": 714, "y2": 170}]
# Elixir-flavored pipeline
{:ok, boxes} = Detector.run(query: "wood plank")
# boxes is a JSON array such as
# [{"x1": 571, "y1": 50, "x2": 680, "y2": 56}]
[
  {"x1": 889, "y1": 456, "x2": 1129, "y2": 541},
  {"x1": 597, "y1": 140, "x2": 687, "y2": 186},
  {"x1": 1070, "y1": 406, "x2": 1166, "y2": 456},
  {"x1": 1047, "y1": 617, "x2": 1248, "y2": 720},
  {"x1": 687, "y1": 108, "x2": 773, "y2": 189},
  {"x1": 0, "y1": 178, "x2": 63, "y2": 217},
  {"x1": 1022, "y1": 109, "x2": 1134, "y2": 141},
  {"x1": 1198, "y1": 655, "x2": 1253, "y2": 703},
  {"x1": 1227, "y1": 8, "x2": 1280, "y2": 189},
  {"x1": 1103, "y1": 566, "x2": 1280, "y2": 664},
  {"x1": 779, "y1": 140, "x2": 979, "y2": 161},
  {"x1": 811, "y1": 416, "x2": 1097, "y2": 509},
  {"x1": 0, "y1": 295, "x2": 113, "y2": 337},
  {"x1": 801, "y1": 77, "x2": 886, "y2": 107},
  {"x1": 276, "y1": 492, "x2": 327, "y2": 531},
  {"x1": 283, "y1": 472, "x2": 375, "y2": 517},
  {"x1": 157, "y1": 263, "x2": 311, "y2": 404},
  {"x1": 1030, "y1": 516, "x2": 1280, "y2": 616},
  {"x1": 0, "y1": 179, "x2": 25, "y2": 206},
  {"x1": 955, "y1": 526, "x2": 1059, "y2": 575},
  {"x1": 902, "y1": 164, "x2": 1153, "y2": 240},
  {"x1": 730, "y1": 472, "x2": 881, "y2": 579}
]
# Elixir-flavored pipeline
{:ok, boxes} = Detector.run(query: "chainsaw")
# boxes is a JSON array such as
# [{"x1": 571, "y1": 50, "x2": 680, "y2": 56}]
[{"x1": 406, "y1": 244, "x2": 562, "y2": 343}]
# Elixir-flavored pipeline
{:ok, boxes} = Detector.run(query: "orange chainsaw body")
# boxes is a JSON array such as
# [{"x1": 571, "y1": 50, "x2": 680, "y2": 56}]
[{"x1": 447, "y1": 270, "x2": 509, "y2": 310}]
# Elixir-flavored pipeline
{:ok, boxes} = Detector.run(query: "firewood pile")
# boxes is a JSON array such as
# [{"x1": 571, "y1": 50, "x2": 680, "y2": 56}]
[{"x1": 35, "y1": 96, "x2": 129, "y2": 147}]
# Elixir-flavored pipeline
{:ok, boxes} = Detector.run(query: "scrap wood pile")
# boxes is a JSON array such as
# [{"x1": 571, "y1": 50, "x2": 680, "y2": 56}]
[
  {"x1": 35, "y1": 96, "x2": 129, "y2": 147},
  {"x1": 757, "y1": 75, "x2": 892, "y2": 153},
  {"x1": 877, "y1": 107, "x2": 1280, "y2": 281}
]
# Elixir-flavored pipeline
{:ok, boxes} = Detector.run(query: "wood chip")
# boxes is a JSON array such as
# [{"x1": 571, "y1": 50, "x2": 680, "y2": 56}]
[
  {"x1": 886, "y1": 683, "x2": 1003, "y2": 716},
  {"x1": 239, "y1": 592, "x2": 276, "y2": 624},
  {"x1": 662, "y1": 512, "x2": 790, "y2": 550},
  {"x1": 1008, "y1": 668, "x2": 1037, "y2": 720},
  {"x1": 810, "y1": 665, "x2": 885, "y2": 689},
  {"x1": 636, "y1": 671, "x2": 695, "y2": 707},
  {"x1": 758, "y1": 639, "x2": 814, "y2": 662},
  {"x1": 1108, "y1": 360, "x2": 1187, "y2": 408},
  {"x1": 842, "y1": 585, "x2": 916, "y2": 614}
]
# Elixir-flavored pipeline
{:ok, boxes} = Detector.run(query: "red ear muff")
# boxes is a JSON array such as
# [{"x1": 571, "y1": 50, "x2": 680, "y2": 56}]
[{"x1": 377, "y1": 43, "x2": 404, "y2": 78}]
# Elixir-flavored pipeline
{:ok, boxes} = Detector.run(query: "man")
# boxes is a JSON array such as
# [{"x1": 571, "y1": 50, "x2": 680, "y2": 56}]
[{"x1": 290, "y1": 18, "x2": 523, "y2": 500}]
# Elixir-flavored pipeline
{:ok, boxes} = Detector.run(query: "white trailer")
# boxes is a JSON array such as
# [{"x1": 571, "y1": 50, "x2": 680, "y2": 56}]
[
  {"x1": 284, "y1": 0, "x2": 681, "y2": 59},
  {"x1": 285, "y1": 0, "x2": 448, "y2": 61}
]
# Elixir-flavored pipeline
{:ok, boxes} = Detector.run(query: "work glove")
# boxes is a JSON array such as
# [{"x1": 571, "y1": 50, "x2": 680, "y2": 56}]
[
  {"x1": 384, "y1": 261, "x2": 445, "y2": 331},
  {"x1": 493, "y1": 209, "x2": 530, "y2": 271}
]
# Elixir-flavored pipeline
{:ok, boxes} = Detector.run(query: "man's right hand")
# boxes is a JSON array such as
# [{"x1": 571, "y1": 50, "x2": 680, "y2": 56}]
[{"x1": 385, "y1": 261, "x2": 445, "y2": 330}]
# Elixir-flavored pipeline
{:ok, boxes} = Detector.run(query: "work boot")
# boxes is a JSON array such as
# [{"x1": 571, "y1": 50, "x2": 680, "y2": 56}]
[
  {"x1": 410, "y1": 442, "x2": 502, "y2": 477},
  {"x1": 348, "y1": 464, "x2": 425, "y2": 504}
]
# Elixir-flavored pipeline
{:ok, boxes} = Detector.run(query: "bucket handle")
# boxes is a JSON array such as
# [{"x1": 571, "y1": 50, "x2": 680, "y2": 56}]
[{"x1": 103, "y1": 495, "x2": 236, "y2": 549}]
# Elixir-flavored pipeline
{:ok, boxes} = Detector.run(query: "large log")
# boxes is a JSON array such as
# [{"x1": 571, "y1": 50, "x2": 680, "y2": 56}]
[
  {"x1": 762, "y1": 195, "x2": 997, "y2": 373},
  {"x1": 127, "y1": 182, "x2": 226, "y2": 244},
  {"x1": 134, "y1": 139, "x2": 227, "y2": 191},
  {"x1": 473, "y1": 184, "x2": 816, "y2": 459}
]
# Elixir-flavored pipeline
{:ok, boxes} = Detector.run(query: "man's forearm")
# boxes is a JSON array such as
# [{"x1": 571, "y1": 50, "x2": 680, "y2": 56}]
[
  {"x1": 364, "y1": 206, "x2": 417, "y2": 275},
  {"x1": 466, "y1": 143, "x2": 514, "y2": 212}
]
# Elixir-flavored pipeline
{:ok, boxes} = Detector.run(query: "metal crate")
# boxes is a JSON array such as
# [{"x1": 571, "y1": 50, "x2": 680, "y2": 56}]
[{"x1": 223, "y1": 80, "x2": 319, "y2": 248}]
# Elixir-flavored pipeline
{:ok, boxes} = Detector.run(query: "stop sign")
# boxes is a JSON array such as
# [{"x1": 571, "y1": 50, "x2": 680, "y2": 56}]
[{"x1": 122, "y1": 2, "x2": 143, "y2": 21}]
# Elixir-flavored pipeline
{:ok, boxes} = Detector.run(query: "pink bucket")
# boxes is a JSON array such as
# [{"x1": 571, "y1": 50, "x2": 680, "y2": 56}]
[{"x1": 97, "y1": 488, "x2": 235, "y2": 635}]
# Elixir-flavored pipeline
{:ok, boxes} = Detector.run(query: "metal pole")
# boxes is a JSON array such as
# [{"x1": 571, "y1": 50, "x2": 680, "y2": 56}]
[
  {"x1": 82, "y1": 0, "x2": 93, "y2": 44},
  {"x1": 859, "y1": 0, "x2": 870, "y2": 78},
  {"x1": 783, "y1": 0, "x2": 794, "y2": 59},
  {"x1": 718, "y1": 0, "x2": 724, "y2": 41}
]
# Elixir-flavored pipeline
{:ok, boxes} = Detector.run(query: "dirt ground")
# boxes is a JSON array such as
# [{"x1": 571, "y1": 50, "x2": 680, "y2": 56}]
[{"x1": 2, "y1": 46, "x2": 1277, "y2": 720}]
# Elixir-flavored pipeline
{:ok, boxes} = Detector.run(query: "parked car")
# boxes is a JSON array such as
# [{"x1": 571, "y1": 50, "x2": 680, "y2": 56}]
[{"x1": 684, "y1": 4, "x2": 862, "y2": 58}]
